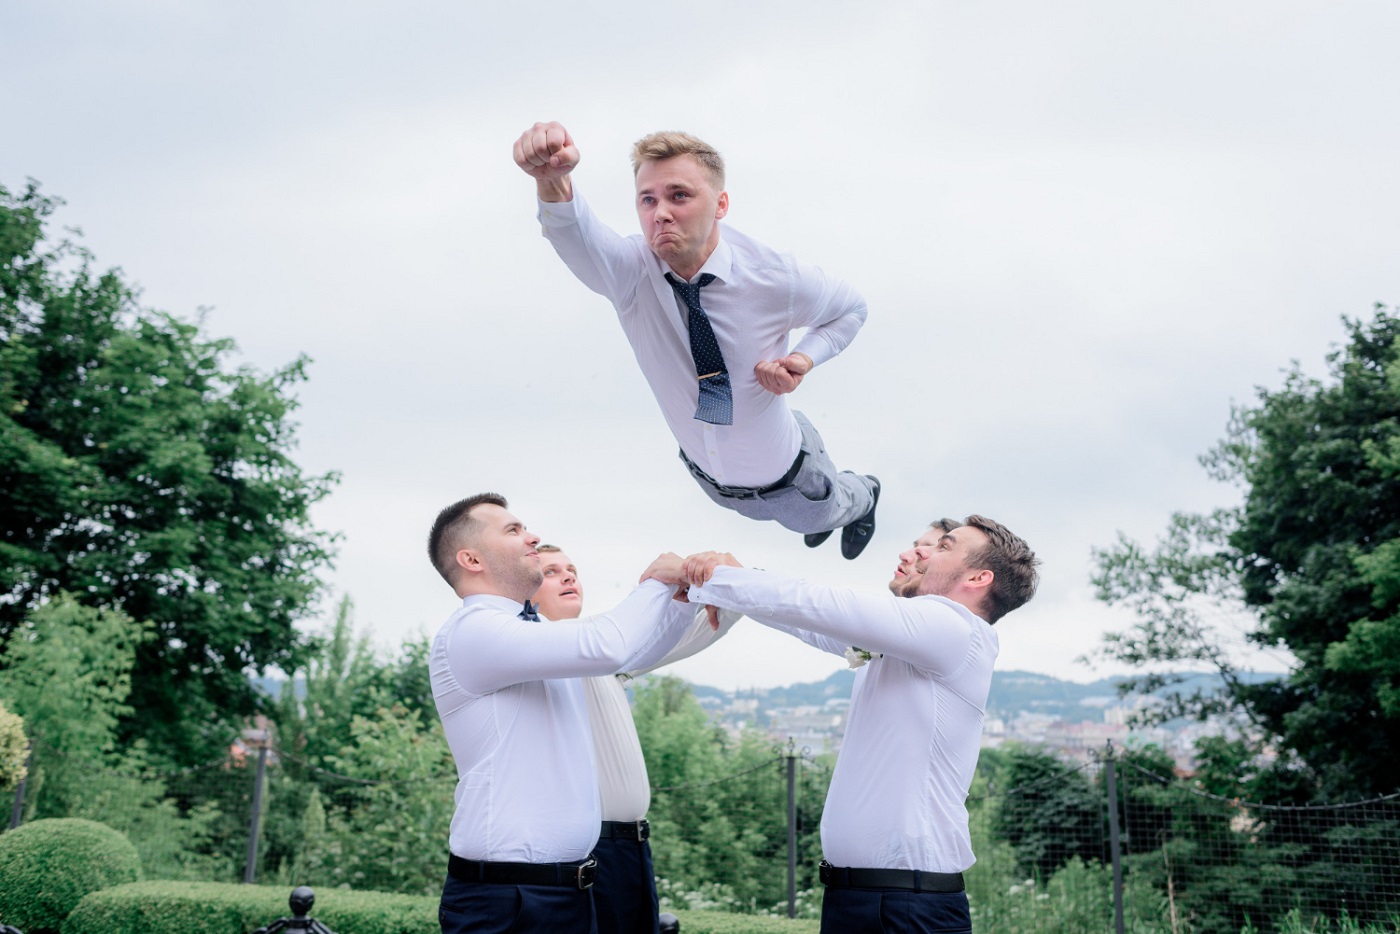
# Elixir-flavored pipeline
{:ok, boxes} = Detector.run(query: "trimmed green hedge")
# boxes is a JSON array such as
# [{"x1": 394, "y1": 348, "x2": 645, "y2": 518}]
[
  {"x1": 673, "y1": 910, "x2": 820, "y2": 933},
  {"x1": 64, "y1": 882, "x2": 436, "y2": 934},
  {"x1": 64, "y1": 881, "x2": 821, "y2": 934},
  {"x1": 0, "y1": 818, "x2": 142, "y2": 933}
]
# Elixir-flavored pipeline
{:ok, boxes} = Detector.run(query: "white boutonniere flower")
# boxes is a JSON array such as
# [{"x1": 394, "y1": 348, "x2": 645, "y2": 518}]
[{"x1": 844, "y1": 646, "x2": 881, "y2": 669}]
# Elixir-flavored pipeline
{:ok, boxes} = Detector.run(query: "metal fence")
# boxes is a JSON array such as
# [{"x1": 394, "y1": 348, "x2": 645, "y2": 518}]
[{"x1": 5, "y1": 739, "x2": 1399, "y2": 932}]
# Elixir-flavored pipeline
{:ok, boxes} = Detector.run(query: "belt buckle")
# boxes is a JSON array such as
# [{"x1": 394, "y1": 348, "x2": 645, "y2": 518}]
[
  {"x1": 635, "y1": 820, "x2": 649, "y2": 842},
  {"x1": 576, "y1": 856, "x2": 598, "y2": 890}
]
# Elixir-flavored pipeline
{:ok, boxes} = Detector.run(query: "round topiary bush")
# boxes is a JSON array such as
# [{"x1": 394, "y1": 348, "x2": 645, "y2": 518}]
[{"x1": 0, "y1": 817, "x2": 143, "y2": 933}]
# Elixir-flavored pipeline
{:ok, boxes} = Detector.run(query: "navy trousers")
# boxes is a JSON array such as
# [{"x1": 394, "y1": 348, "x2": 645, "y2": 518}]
[
  {"x1": 439, "y1": 874, "x2": 598, "y2": 934},
  {"x1": 820, "y1": 886, "x2": 972, "y2": 934},
  {"x1": 591, "y1": 836, "x2": 660, "y2": 934}
]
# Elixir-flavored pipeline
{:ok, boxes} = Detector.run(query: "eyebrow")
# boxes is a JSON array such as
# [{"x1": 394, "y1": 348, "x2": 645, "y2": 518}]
[{"x1": 638, "y1": 181, "x2": 693, "y2": 195}]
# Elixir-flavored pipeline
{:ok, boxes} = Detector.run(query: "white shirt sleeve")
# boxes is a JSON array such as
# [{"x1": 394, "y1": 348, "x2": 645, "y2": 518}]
[
  {"x1": 450, "y1": 581, "x2": 680, "y2": 694},
  {"x1": 626, "y1": 606, "x2": 743, "y2": 678},
  {"x1": 786, "y1": 258, "x2": 868, "y2": 368},
  {"x1": 538, "y1": 191, "x2": 649, "y2": 305},
  {"x1": 690, "y1": 567, "x2": 978, "y2": 678}
]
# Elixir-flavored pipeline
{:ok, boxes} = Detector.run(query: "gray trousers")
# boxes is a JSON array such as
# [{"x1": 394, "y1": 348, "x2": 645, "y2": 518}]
[{"x1": 680, "y1": 411, "x2": 875, "y2": 535}]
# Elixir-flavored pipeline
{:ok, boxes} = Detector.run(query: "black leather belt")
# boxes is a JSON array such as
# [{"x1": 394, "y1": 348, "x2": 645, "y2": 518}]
[
  {"x1": 448, "y1": 853, "x2": 597, "y2": 889},
  {"x1": 679, "y1": 448, "x2": 806, "y2": 500},
  {"x1": 599, "y1": 819, "x2": 650, "y2": 842},
  {"x1": 819, "y1": 860, "x2": 964, "y2": 893}
]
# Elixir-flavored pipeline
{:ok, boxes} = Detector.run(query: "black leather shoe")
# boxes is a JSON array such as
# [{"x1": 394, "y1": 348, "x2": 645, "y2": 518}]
[
  {"x1": 840, "y1": 477, "x2": 881, "y2": 560},
  {"x1": 804, "y1": 530, "x2": 834, "y2": 548}
]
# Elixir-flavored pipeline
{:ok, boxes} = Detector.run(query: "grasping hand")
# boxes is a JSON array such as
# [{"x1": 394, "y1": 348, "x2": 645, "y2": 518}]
[
  {"x1": 681, "y1": 551, "x2": 743, "y2": 588},
  {"x1": 754, "y1": 353, "x2": 813, "y2": 395},
  {"x1": 639, "y1": 552, "x2": 685, "y2": 587}
]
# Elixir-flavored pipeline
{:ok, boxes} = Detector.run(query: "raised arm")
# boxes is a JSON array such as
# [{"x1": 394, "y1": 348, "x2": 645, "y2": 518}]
[{"x1": 515, "y1": 122, "x2": 649, "y2": 303}]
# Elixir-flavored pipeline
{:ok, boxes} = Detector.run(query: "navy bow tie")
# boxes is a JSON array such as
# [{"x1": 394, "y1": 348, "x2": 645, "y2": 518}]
[{"x1": 518, "y1": 600, "x2": 541, "y2": 621}]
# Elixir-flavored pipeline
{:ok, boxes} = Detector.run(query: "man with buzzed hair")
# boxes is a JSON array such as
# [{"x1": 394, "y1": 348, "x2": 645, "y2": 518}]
[
  {"x1": 513, "y1": 121, "x2": 881, "y2": 559},
  {"x1": 649, "y1": 516, "x2": 1040, "y2": 934},
  {"x1": 533, "y1": 544, "x2": 739, "y2": 934},
  {"x1": 426, "y1": 493, "x2": 700, "y2": 934}
]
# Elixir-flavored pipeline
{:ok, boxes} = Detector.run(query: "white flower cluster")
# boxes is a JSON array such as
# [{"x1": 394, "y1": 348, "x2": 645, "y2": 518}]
[{"x1": 843, "y1": 646, "x2": 881, "y2": 669}]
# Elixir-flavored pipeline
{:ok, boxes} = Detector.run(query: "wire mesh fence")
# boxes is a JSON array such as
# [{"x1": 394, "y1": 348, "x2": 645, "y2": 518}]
[{"x1": 5, "y1": 737, "x2": 1399, "y2": 932}]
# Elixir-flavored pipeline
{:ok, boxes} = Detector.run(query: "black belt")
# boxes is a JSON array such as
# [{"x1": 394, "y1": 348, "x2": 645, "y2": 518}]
[
  {"x1": 448, "y1": 853, "x2": 597, "y2": 889},
  {"x1": 599, "y1": 819, "x2": 650, "y2": 842},
  {"x1": 679, "y1": 448, "x2": 806, "y2": 500},
  {"x1": 819, "y1": 860, "x2": 964, "y2": 893}
]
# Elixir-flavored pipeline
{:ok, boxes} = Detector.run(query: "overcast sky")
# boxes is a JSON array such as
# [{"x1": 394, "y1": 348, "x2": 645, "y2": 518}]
[{"x1": 4, "y1": 0, "x2": 1396, "y2": 690}]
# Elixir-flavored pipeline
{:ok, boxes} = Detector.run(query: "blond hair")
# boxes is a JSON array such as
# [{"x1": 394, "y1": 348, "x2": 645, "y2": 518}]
[{"x1": 630, "y1": 131, "x2": 726, "y2": 190}]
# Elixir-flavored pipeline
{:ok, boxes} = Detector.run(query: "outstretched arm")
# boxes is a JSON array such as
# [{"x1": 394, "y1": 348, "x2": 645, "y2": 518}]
[{"x1": 689, "y1": 566, "x2": 980, "y2": 677}]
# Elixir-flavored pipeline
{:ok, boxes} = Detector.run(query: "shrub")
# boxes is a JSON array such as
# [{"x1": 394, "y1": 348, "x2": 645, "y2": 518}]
[
  {"x1": 64, "y1": 881, "x2": 823, "y2": 934},
  {"x1": 672, "y1": 910, "x2": 820, "y2": 933},
  {"x1": 0, "y1": 818, "x2": 142, "y2": 932},
  {"x1": 65, "y1": 881, "x2": 436, "y2": 934}
]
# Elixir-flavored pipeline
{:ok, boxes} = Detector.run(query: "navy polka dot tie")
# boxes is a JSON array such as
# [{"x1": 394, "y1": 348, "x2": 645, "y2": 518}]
[
  {"x1": 666, "y1": 272, "x2": 734, "y2": 426},
  {"x1": 518, "y1": 601, "x2": 540, "y2": 621}
]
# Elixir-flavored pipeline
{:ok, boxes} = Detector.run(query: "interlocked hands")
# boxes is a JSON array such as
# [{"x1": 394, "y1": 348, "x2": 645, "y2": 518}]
[{"x1": 639, "y1": 551, "x2": 743, "y2": 630}]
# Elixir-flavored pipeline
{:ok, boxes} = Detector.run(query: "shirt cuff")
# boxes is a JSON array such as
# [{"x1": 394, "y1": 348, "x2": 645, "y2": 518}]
[{"x1": 537, "y1": 193, "x2": 582, "y2": 228}]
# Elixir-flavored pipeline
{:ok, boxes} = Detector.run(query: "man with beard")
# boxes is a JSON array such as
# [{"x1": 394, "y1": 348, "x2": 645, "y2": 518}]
[
  {"x1": 427, "y1": 493, "x2": 699, "y2": 933},
  {"x1": 650, "y1": 516, "x2": 1040, "y2": 934},
  {"x1": 533, "y1": 544, "x2": 739, "y2": 934},
  {"x1": 512, "y1": 121, "x2": 880, "y2": 559}
]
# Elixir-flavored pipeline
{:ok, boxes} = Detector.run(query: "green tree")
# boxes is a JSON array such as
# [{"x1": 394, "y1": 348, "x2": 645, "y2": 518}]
[
  {"x1": 0, "y1": 699, "x2": 26, "y2": 790},
  {"x1": 0, "y1": 595, "x2": 231, "y2": 879},
  {"x1": 1092, "y1": 306, "x2": 1400, "y2": 929},
  {"x1": 262, "y1": 600, "x2": 449, "y2": 892},
  {"x1": 0, "y1": 182, "x2": 337, "y2": 765},
  {"x1": 988, "y1": 746, "x2": 1103, "y2": 881},
  {"x1": 633, "y1": 675, "x2": 830, "y2": 915},
  {"x1": 1094, "y1": 306, "x2": 1400, "y2": 798}
]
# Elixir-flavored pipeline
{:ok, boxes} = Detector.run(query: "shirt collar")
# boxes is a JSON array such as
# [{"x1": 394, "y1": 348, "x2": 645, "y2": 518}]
[{"x1": 461, "y1": 593, "x2": 531, "y2": 616}]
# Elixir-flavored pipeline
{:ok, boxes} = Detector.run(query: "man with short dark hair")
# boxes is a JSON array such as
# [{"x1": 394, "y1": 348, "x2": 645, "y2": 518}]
[
  {"x1": 653, "y1": 516, "x2": 1040, "y2": 934},
  {"x1": 512, "y1": 121, "x2": 880, "y2": 559},
  {"x1": 533, "y1": 545, "x2": 738, "y2": 934},
  {"x1": 427, "y1": 494, "x2": 697, "y2": 933}
]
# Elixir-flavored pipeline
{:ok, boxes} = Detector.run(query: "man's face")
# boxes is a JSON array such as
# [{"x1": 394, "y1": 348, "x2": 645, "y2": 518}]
[
  {"x1": 889, "y1": 527, "x2": 947, "y2": 597},
  {"x1": 914, "y1": 525, "x2": 992, "y2": 599},
  {"x1": 465, "y1": 503, "x2": 542, "y2": 598},
  {"x1": 635, "y1": 155, "x2": 729, "y2": 276},
  {"x1": 534, "y1": 550, "x2": 584, "y2": 620}
]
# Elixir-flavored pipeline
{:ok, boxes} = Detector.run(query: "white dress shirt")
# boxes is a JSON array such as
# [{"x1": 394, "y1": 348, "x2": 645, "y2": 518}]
[
  {"x1": 429, "y1": 581, "x2": 693, "y2": 863},
  {"x1": 578, "y1": 608, "x2": 741, "y2": 821},
  {"x1": 691, "y1": 567, "x2": 998, "y2": 873},
  {"x1": 537, "y1": 192, "x2": 867, "y2": 488}
]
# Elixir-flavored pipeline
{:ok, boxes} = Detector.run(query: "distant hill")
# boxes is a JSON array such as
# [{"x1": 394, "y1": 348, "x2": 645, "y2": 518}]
[{"x1": 685, "y1": 668, "x2": 1285, "y2": 721}]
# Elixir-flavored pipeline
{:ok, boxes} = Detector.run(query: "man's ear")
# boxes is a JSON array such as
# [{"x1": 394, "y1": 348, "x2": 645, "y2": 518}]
[
  {"x1": 965, "y1": 569, "x2": 993, "y2": 592},
  {"x1": 456, "y1": 548, "x2": 484, "y2": 575},
  {"x1": 715, "y1": 190, "x2": 729, "y2": 221}
]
